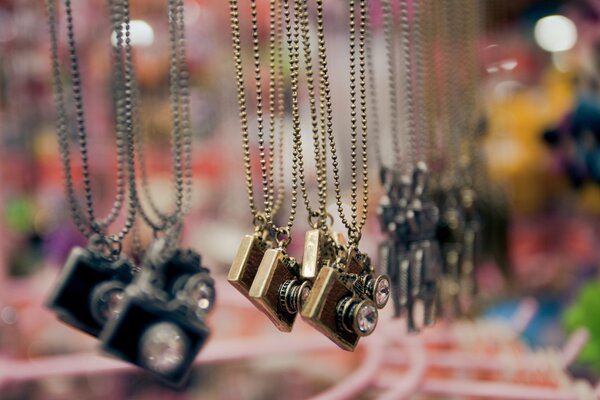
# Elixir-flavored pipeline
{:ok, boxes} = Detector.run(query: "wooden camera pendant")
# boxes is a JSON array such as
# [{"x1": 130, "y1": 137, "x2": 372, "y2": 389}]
[
  {"x1": 301, "y1": 266, "x2": 378, "y2": 351},
  {"x1": 345, "y1": 246, "x2": 372, "y2": 275},
  {"x1": 46, "y1": 245, "x2": 134, "y2": 337},
  {"x1": 301, "y1": 229, "x2": 325, "y2": 281},
  {"x1": 301, "y1": 229, "x2": 340, "y2": 281},
  {"x1": 249, "y1": 248, "x2": 310, "y2": 332},
  {"x1": 228, "y1": 232, "x2": 272, "y2": 303}
]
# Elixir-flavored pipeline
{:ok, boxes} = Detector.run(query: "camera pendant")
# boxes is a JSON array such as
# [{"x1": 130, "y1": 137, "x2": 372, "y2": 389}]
[
  {"x1": 100, "y1": 247, "x2": 215, "y2": 387},
  {"x1": 248, "y1": 247, "x2": 309, "y2": 332},
  {"x1": 228, "y1": 231, "x2": 273, "y2": 303},
  {"x1": 301, "y1": 266, "x2": 378, "y2": 351},
  {"x1": 46, "y1": 239, "x2": 134, "y2": 337}
]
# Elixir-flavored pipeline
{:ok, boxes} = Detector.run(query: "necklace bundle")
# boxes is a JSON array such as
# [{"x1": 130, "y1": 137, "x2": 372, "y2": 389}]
[
  {"x1": 434, "y1": 0, "x2": 485, "y2": 318},
  {"x1": 371, "y1": 0, "x2": 444, "y2": 332},
  {"x1": 45, "y1": 0, "x2": 214, "y2": 387},
  {"x1": 228, "y1": 0, "x2": 389, "y2": 351}
]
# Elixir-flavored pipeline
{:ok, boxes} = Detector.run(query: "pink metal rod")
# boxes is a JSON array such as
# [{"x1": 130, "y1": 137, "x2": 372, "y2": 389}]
[
  {"x1": 378, "y1": 335, "x2": 427, "y2": 400},
  {"x1": 385, "y1": 323, "x2": 589, "y2": 373},
  {"x1": 0, "y1": 332, "x2": 337, "y2": 386},
  {"x1": 561, "y1": 328, "x2": 589, "y2": 369},
  {"x1": 375, "y1": 375, "x2": 579, "y2": 400},
  {"x1": 308, "y1": 332, "x2": 387, "y2": 400},
  {"x1": 511, "y1": 297, "x2": 539, "y2": 335}
]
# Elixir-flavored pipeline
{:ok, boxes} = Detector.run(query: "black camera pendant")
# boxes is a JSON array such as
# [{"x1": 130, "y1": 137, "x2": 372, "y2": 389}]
[
  {"x1": 46, "y1": 235, "x2": 135, "y2": 337},
  {"x1": 100, "y1": 240, "x2": 215, "y2": 388}
]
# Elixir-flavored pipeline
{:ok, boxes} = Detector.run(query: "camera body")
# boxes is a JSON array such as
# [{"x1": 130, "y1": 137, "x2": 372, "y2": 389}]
[
  {"x1": 100, "y1": 248, "x2": 214, "y2": 388},
  {"x1": 249, "y1": 248, "x2": 309, "y2": 332},
  {"x1": 46, "y1": 246, "x2": 134, "y2": 337},
  {"x1": 301, "y1": 266, "x2": 378, "y2": 351},
  {"x1": 228, "y1": 233, "x2": 272, "y2": 303}
]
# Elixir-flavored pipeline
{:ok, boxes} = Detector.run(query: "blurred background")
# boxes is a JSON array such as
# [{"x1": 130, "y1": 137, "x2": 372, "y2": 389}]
[{"x1": 1, "y1": 0, "x2": 600, "y2": 399}]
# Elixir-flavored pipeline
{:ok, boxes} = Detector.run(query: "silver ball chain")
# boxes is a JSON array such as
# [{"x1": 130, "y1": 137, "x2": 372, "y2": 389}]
[{"x1": 46, "y1": 0, "x2": 137, "y2": 244}]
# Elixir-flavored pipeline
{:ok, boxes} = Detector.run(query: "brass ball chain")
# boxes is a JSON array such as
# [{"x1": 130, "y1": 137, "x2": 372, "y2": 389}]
[
  {"x1": 301, "y1": 0, "x2": 371, "y2": 245},
  {"x1": 229, "y1": 0, "x2": 300, "y2": 236},
  {"x1": 421, "y1": 0, "x2": 440, "y2": 167},
  {"x1": 411, "y1": 0, "x2": 430, "y2": 164},
  {"x1": 266, "y1": 0, "x2": 286, "y2": 218},
  {"x1": 381, "y1": 0, "x2": 403, "y2": 172},
  {"x1": 334, "y1": 0, "x2": 369, "y2": 245},
  {"x1": 295, "y1": 0, "x2": 328, "y2": 226},
  {"x1": 229, "y1": 0, "x2": 371, "y2": 246},
  {"x1": 229, "y1": 0, "x2": 258, "y2": 222},
  {"x1": 399, "y1": 0, "x2": 420, "y2": 166}
]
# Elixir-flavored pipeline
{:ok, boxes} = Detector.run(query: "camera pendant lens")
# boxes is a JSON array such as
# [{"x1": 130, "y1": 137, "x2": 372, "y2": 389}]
[
  {"x1": 90, "y1": 281, "x2": 126, "y2": 325},
  {"x1": 279, "y1": 279, "x2": 311, "y2": 314},
  {"x1": 356, "y1": 302, "x2": 378, "y2": 335},
  {"x1": 140, "y1": 322, "x2": 189, "y2": 374},
  {"x1": 337, "y1": 297, "x2": 378, "y2": 336},
  {"x1": 372, "y1": 276, "x2": 391, "y2": 308}
]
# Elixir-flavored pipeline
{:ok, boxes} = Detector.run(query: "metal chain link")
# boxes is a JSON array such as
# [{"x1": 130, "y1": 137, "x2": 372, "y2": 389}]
[
  {"x1": 228, "y1": 0, "x2": 257, "y2": 220},
  {"x1": 249, "y1": 0, "x2": 273, "y2": 222},
  {"x1": 295, "y1": 0, "x2": 328, "y2": 226},
  {"x1": 46, "y1": 0, "x2": 89, "y2": 237},
  {"x1": 382, "y1": 0, "x2": 403, "y2": 172},
  {"x1": 365, "y1": 1, "x2": 381, "y2": 174},
  {"x1": 412, "y1": 0, "x2": 428, "y2": 164},
  {"x1": 311, "y1": 0, "x2": 369, "y2": 245},
  {"x1": 229, "y1": 0, "x2": 288, "y2": 228},
  {"x1": 46, "y1": 0, "x2": 138, "y2": 244},
  {"x1": 399, "y1": 0, "x2": 418, "y2": 167},
  {"x1": 422, "y1": 0, "x2": 439, "y2": 168},
  {"x1": 134, "y1": 0, "x2": 193, "y2": 232},
  {"x1": 115, "y1": 0, "x2": 139, "y2": 241},
  {"x1": 266, "y1": 0, "x2": 286, "y2": 218},
  {"x1": 280, "y1": 0, "x2": 302, "y2": 232},
  {"x1": 315, "y1": 0, "x2": 335, "y2": 232},
  {"x1": 442, "y1": 0, "x2": 462, "y2": 181}
]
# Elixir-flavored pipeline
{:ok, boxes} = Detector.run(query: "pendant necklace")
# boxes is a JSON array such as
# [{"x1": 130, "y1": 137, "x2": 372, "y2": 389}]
[
  {"x1": 228, "y1": 0, "x2": 310, "y2": 332},
  {"x1": 435, "y1": 0, "x2": 483, "y2": 318},
  {"x1": 369, "y1": 0, "x2": 443, "y2": 332},
  {"x1": 45, "y1": 0, "x2": 138, "y2": 338},
  {"x1": 97, "y1": 0, "x2": 215, "y2": 387},
  {"x1": 296, "y1": 0, "x2": 390, "y2": 351}
]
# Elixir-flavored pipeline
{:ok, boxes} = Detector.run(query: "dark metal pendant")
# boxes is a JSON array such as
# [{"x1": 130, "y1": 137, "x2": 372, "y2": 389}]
[
  {"x1": 100, "y1": 247, "x2": 215, "y2": 388},
  {"x1": 46, "y1": 245, "x2": 134, "y2": 337}
]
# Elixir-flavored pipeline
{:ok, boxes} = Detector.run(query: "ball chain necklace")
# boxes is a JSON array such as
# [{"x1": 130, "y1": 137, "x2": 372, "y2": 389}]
[
  {"x1": 371, "y1": 0, "x2": 443, "y2": 332},
  {"x1": 228, "y1": 0, "x2": 309, "y2": 333},
  {"x1": 292, "y1": 0, "x2": 390, "y2": 351},
  {"x1": 436, "y1": 0, "x2": 483, "y2": 318},
  {"x1": 45, "y1": 0, "x2": 138, "y2": 339},
  {"x1": 228, "y1": 0, "x2": 390, "y2": 351},
  {"x1": 45, "y1": 0, "x2": 215, "y2": 387}
]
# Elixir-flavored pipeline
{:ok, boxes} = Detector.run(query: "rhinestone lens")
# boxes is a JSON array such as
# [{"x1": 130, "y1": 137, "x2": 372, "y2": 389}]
[
  {"x1": 375, "y1": 277, "x2": 390, "y2": 308},
  {"x1": 91, "y1": 283, "x2": 125, "y2": 324},
  {"x1": 190, "y1": 281, "x2": 214, "y2": 311},
  {"x1": 299, "y1": 285, "x2": 311, "y2": 308},
  {"x1": 140, "y1": 322, "x2": 187, "y2": 374},
  {"x1": 356, "y1": 303, "x2": 378, "y2": 335}
]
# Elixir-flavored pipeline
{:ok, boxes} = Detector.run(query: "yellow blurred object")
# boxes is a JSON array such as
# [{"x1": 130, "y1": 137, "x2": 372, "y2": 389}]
[{"x1": 486, "y1": 69, "x2": 576, "y2": 213}]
